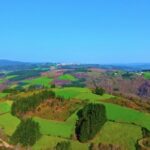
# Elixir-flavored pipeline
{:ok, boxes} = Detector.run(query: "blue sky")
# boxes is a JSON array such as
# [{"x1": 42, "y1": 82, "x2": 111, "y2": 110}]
[{"x1": 0, "y1": 0, "x2": 150, "y2": 64}]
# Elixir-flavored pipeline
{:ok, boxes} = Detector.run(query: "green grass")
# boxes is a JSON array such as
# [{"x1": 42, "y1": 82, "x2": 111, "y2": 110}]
[
  {"x1": 24, "y1": 76, "x2": 53, "y2": 87},
  {"x1": 54, "y1": 87, "x2": 114, "y2": 101},
  {"x1": 58, "y1": 74, "x2": 77, "y2": 81},
  {"x1": 0, "y1": 93, "x2": 9, "y2": 98},
  {"x1": 144, "y1": 72, "x2": 150, "y2": 79},
  {"x1": 0, "y1": 101, "x2": 12, "y2": 114},
  {"x1": 99, "y1": 102, "x2": 150, "y2": 130},
  {"x1": 71, "y1": 141, "x2": 89, "y2": 150},
  {"x1": 10, "y1": 84, "x2": 18, "y2": 89},
  {"x1": 54, "y1": 87, "x2": 90, "y2": 99},
  {"x1": 0, "y1": 113, "x2": 20, "y2": 135},
  {"x1": 32, "y1": 135, "x2": 65, "y2": 150},
  {"x1": 0, "y1": 79, "x2": 5, "y2": 83},
  {"x1": 32, "y1": 135, "x2": 89, "y2": 150},
  {"x1": 5, "y1": 75, "x2": 18, "y2": 80},
  {"x1": 75, "y1": 93, "x2": 114, "y2": 101},
  {"x1": 93, "y1": 121, "x2": 142, "y2": 150},
  {"x1": 34, "y1": 117, "x2": 75, "y2": 138}
]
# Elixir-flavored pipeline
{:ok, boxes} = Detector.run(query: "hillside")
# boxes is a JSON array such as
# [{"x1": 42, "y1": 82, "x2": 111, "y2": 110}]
[{"x1": 0, "y1": 64, "x2": 150, "y2": 150}]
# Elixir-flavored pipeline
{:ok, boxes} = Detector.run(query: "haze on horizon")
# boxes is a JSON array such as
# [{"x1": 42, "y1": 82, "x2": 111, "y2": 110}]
[{"x1": 0, "y1": 0, "x2": 150, "y2": 64}]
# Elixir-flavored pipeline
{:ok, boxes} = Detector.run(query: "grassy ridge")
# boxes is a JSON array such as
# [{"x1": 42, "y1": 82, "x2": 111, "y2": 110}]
[{"x1": 54, "y1": 87, "x2": 114, "y2": 101}]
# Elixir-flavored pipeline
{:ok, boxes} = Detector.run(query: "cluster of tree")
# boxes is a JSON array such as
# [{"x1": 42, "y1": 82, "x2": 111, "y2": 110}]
[
  {"x1": 93, "y1": 87, "x2": 105, "y2": 96},
  {"x1": 55, "y1": 141, "x2": 71, "y2": 150},
  {"x1": 7, "y1": 70, "x2": 42, "y2": 81},
  {"x1": 10, "y1": 118, "x2": 41, "y2": 147},
  {"x1": 75, "y1": 103, "x2": 107, "y2": 142},
  {"x1": 122, "y1": 72, "x2": 134, "y2": 79},
  {"x1": 2, "y1": 84, "x2": 48, "y2": 95},
  {"x1": 27, "y1": 85, "x2": 46, "y2": 91},
  {"x1": 11, "y1": 90, "x2": 55, "y2": 116},
  {"x1": 2, "y1": 87, "x2": 25, "y2": 94}
]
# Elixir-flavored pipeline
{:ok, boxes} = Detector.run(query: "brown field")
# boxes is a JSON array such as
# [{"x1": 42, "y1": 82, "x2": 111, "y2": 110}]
[{"x1": 26, "y1": 98, "x2": 83, "y2": 121}]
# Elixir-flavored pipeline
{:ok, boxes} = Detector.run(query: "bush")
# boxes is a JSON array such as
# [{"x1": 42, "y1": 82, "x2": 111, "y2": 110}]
[
  {"x1": 76, "y1": 103, "x2": 107, "y2": 142},
  {"x1": 55, "y1": 141, "x2": 71, "y2": 150},
  {"x1": 93, "y1": 87, "x2": 105, "y2": 96},
  {"x1": 11, "y1": 118, "x2": 41, "y2": 146},
  {"x1": 142, "y1": 128, "x2": 150, "y2": 138}
]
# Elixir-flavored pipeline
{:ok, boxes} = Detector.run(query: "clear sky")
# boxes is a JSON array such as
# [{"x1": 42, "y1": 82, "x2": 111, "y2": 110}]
[{"x1": 0, "y1": 0, "x2": 150, "y2": 64}]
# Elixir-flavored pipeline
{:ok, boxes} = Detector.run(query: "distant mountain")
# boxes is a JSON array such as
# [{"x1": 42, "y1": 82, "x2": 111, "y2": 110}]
[
  {"x1": 0, "y1": 60, "x2": 54, "y2": 71},
  {"x1": 0, "y1": 59, "x2": 27, "y2": 66},
  {"x1": 0, "y1": 59, "x2": 150, "y2": 72},
  {"x1": 0, "y1": 59, "x2": 34, "y2": 71},
  {"x1": 108, "y1": 63, "x2": 150, "y2": 71}
]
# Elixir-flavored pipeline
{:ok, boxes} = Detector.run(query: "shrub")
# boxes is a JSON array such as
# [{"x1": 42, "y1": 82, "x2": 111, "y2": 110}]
[
  {"x1": 55, "y1": 141, "x2": 71, "y2": 150},
  {"x1": 93, "y1": 87, "x2": 105, "y2": 96}
]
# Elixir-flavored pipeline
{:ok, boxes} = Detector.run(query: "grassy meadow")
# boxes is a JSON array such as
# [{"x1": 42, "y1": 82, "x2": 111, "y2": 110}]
[
  {"x1": 0, "y1": 113, "x2": 20, "y2": 135},
  {"x1": 58, "y1": 74, "x2": 77, "y2": 81},
  {"x1": 144, "y1": 72, "x2": 150, "y2": 79},
  {"x1": 24, "y1": 76, "x2": 53, "y2": 87}
]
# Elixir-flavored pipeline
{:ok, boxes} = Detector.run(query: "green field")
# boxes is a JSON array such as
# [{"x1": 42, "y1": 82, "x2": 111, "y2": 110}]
[
  {"x1": 32, "y1": 135, "x2": 65, "y2": 150},
  {"x1": 58, "y1": 74, "x2": 77, "y2": 81},
  {"x1": 34, "y1": 117, "x2": 75, "y2": 138},
  {"x1": 54, "y1": 87, "x2": 90, "y2": 99},
  {"x1": 24, "y1": 76, "x2": 53, "y2": 87},
  {"x1": 5, "y1": 75, "x2": 18, "y2": 80},
  {"x1": 93, "y1": 121, "x2": 142, "y2": 150},
  {"x1": 0, "y1": 79, "x2": 5, "y2": 83},
  {"x1": 0, "y1": 93, "x2": 9, "y2": 98},
  {"x1": 144, "y1": 72, "x2": 150, "y2": 79},
  {"x1": 32, "y1": 135, "x2": 89, "y2": 150},
  {"x1": 54, "y1": 87, "x2": 114, "y2": 101},
  {"x1": 100, "y1": 102, "x2": 150, "y2": 130},
  {"x1": 0, "y1": 113, "x2": 20, "y2": 135},
  {"x1": 0, "y1": 101, "x2": 12, "y2": 114}
]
